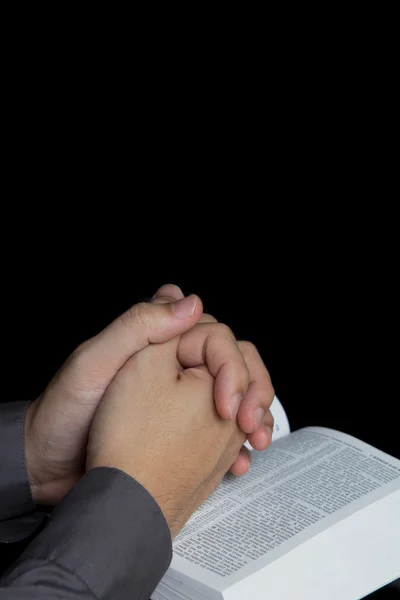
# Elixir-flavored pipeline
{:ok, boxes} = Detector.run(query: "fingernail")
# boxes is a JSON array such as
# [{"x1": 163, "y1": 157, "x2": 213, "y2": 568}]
[
  {"x1": 253, "y1": 408, "x2": 264, "y2": 431},
  {"x1": 228, "y1": 393, "x2": 243, "y2": 420},
  {"x1": 264, "y1": 425, "x2": 273, "y2": 441},
  {"x1": 152, "y1": 283, "x2": 183, "y2": 300},
  {"x1": 172, "y1": 295, "x2": 197, "y2": 318}
]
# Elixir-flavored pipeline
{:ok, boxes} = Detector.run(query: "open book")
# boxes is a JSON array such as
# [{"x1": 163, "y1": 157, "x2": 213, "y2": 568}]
[{"x1": 152, "y1": 397, "x2": 400, "y2": 600}]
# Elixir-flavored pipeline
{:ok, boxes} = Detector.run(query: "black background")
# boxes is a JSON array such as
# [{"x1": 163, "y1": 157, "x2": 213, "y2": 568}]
[{"x1": 0, "y1": 24, "x2": 398, "y2": 597}]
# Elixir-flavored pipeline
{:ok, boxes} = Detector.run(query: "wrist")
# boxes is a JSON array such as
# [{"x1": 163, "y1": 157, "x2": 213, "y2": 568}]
[{"x1": 87, "y1": 457, "x2": 187, "y2": 537}]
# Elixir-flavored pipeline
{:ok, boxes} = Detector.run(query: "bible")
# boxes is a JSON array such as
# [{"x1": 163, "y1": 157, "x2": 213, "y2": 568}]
[{"x1": 152, "y1": 398, "x2": 400, "y2": 600}]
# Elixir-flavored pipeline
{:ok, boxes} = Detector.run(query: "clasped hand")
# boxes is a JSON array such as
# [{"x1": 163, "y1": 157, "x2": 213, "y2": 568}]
[{"x1": 25, "y1": 284, "x2": 274, "y2": 537}]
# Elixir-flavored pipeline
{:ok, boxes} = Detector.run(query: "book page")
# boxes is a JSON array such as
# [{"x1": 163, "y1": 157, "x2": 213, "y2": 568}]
[
  {"x1": 268, "y1": 396, "x2": 290, "y2": 441},
  {"x1": 159, "y1": 427, "x2": 400, "y2": 595}
]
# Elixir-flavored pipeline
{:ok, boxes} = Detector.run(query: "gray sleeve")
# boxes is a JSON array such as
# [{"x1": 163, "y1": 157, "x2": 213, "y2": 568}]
[
  {"x1": 0, "y1": 402, "x2": 45, "y2": 543},
  {"x1": 0, "y1": 468, "x2": 173, "y2": 600}
]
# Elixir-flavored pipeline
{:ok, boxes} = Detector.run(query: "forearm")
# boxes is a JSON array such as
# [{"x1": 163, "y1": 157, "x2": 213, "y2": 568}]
[
  {"x1": 1, "y1": 468, "x2": 172, "y2": 600},
  {"x1": 0, "y1": 402, "x2": 45, "y2": 543}
]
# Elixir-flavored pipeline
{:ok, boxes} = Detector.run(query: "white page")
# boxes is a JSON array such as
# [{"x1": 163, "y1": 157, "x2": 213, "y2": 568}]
[
  {"x1": 154, "y1": 578, "x2": 192, "y2": 600},
  {"x1": 154, "y1": 572, "x2": 220, "y2": 600},
  {"x1": 155, "y1": 572, "x2": 221, "y2": 600},
  {"x1": 156, "y1": 427, "x2": 400, "y2": 595},
  {"x1": 267, "y1": 396, "x2": 290, "y2": 441},
  {"x1": 224, "y1": 487, "x2": 400, "y2": 600},
  {"x1": 155, "y1": 576, "x2": 215, "y2": 600}
]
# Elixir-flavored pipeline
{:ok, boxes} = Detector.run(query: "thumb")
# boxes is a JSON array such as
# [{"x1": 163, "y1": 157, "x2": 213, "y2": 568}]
[
  {"x1": 35, "y1": 290, "x2": 202, "y2": 444},
  {"x1": 152, "y1": 283, "x2": 185, "y2": 301},
  {"x1": 68, "y1": 292, "x2": 203, "y2": 390}
]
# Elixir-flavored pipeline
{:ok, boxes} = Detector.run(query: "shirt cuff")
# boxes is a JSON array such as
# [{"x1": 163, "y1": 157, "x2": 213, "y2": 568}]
[
  {"x1": 0, "y1": 402, "x2": 45, "y2": 542},
  {"x1": 15, "y1": 467, "x2": 173, "y2": 600}
]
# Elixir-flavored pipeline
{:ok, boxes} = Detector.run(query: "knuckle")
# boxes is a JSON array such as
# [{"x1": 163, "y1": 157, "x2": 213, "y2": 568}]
[
  {"x1": 239, "y1": 363, "x2": 251, "y2": 389},
  {"x1": 214, "y1": 322, "x2": 235, "y2": 341},
  {"x1": 260, "y1": 383, "x2": 275, "y2": 408},
  {"x1": 152, "y1": 295, "x2": 176, "y2": 305},
  {"x1": 239, "y1": 340, "x2": 258, "y2": 356},
  {"x1": 120, "y1": 302, "x2": 149, "y2": 330},
  {"x1": 266, "y1": 383, "x2": 275, "y2": 404},
  {"x1": 265, "y1": 410, "x2": 275, "y2": 427},
  {"x1": 68, "y1": 340, "x2": 90, "y2": 370},
  {"x1": 199, "y1": 312, "x2": 218, "y2": 323}
]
